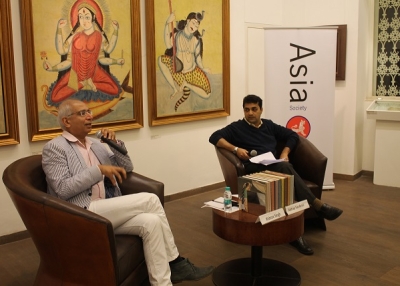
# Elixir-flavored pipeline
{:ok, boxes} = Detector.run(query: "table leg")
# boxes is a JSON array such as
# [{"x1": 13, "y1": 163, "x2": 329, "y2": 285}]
[
  {"x1": 251, "y1": 246, "x2": 262, "y2": 277},
  {"x1": 212, "y1": 247, "x2": 301, "y2": 286}
]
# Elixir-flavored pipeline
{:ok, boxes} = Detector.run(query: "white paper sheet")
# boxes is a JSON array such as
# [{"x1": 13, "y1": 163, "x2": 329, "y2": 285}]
[
  {"x1": 249, "y1": 152, "x2": 284, "y2": 166},
  {"x1": 202, "y1": 197, "x2": 239, "y2": 212}
]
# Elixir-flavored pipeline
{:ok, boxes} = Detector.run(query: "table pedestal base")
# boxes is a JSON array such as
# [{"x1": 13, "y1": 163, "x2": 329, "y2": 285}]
[{"x1": 212, "y1": 258, "x2": 301, "y2": 286}]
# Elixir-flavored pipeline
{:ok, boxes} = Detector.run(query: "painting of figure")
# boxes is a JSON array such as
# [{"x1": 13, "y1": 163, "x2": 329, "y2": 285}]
[
  {"x1": 0, "y1": 67, "x2": 5, "y2": 134},
  {"x1": 146, "y1": 0, "x2": 229, "y2": 125},
  {"x1": 158, "y1": 10, "x2": 212, "y2": 111},
  {"x1": 20, "y1": 0, "x2": 142, "y2": 139}
]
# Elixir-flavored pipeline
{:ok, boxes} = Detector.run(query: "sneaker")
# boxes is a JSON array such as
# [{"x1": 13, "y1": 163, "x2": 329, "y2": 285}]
[{"x1": 170, "y1": 258, "x2": 214, "y2": 283}]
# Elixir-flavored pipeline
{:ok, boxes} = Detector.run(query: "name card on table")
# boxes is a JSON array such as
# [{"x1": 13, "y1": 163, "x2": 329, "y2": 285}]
[
  {"x1": 285, "y1": 200, "x2": 309, "y2": 215},
  {"x1": 256, "y1": 208, "x2": 286, "y2": 225}
]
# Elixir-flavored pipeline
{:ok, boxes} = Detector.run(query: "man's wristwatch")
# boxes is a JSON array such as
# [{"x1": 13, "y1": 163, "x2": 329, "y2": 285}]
[{"x1": 232, "y1": 147, "x2": 238, "y2": 154}]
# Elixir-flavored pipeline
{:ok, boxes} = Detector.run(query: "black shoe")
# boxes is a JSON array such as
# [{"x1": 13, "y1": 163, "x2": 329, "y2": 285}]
[
  {"x1": 289, "y1": 236, "x2": 314, "y2": 255},
  {"x1": 317, "y1": 203, "x2": 343, "y2": 221},
  {"x1": 170, "y1": 258, "x2": 214, "y2": 283}
]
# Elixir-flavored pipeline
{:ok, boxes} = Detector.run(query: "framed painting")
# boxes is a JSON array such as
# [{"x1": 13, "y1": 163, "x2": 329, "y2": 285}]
[
  {"x1": 323, "y1": 24, "x2": 347, "y2": 81},
  {"x1": 336, "y1": 25, "x2": 347, "y2": 81},
  {"x1": 20, "y1": 0, "x2": 143, "y2": 141},
  {"x1": 145, "y1": 0, "x2": 230, "y2": 126},
  {"x1": 0, "y1": 0, "x2": 20, "y2": 146}
]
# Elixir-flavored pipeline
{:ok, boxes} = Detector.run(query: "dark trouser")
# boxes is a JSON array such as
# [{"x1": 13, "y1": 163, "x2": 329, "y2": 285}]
[{"x1": 244, "y1": 161, "x2": 316, "y2": 205}]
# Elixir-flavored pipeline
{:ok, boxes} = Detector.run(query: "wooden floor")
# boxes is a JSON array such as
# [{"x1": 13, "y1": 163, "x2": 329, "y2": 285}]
[{"x1": 1, "y1": 176, "x2": 400, "y2": 286}]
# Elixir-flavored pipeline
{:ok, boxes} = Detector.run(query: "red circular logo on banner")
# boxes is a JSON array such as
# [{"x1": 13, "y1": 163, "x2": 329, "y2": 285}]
[{"x1": 286, "y1": 116, "x2": 311, "y2": 138}]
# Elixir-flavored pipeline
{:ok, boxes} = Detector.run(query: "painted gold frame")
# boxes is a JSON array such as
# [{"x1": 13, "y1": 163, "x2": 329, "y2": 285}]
[
  {"x1": 145, "y1": 0, "x2": 230, "y2": 126},
  {"x1": 20, "y1": 0, "x2": 143, "y2": 141},
  {"x1": 0, "y1": 0, "x2": 20, "y2": 146}
]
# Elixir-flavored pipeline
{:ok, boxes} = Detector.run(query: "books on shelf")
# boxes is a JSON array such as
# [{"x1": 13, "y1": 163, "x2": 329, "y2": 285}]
[{"x1": 237, "y1": 170, "x2": 294, "y2": 213}]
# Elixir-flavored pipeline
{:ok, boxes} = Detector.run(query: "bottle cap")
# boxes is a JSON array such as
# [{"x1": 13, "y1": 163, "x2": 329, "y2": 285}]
[{"x1": 225, "y1": 186, "x2": 230, "y2": 191}]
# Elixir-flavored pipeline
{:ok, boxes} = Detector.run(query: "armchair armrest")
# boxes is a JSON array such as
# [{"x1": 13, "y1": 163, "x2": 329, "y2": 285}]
[
  {"x1": 217, "y1": 148, "x2": 246, "y2": 174},
  {"x1": 119, "y1": 172, "x2": 165, "y2": 205},
  {"x1": 215, "y1": 147, "x2": 246, "y2": 194}
]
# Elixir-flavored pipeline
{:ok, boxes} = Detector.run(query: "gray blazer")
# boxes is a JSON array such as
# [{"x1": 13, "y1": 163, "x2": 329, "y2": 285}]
[{"x1": 42, "y1": 135, "x2": 133, "y2": 209}]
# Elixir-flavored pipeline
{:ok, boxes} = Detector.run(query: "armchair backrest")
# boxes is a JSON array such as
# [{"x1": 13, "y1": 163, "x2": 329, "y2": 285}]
[{"x1": 287, "y1": 136, "x2": 327, "y2": 194}]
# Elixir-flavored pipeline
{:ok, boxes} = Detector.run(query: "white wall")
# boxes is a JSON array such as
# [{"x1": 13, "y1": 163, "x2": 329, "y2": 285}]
[
  {"x1": 244, "y1": 0, "x2": 376, "y2": 176},
  {"x1": 0, "y1": 0, "x2": 376, "y2": 237}
]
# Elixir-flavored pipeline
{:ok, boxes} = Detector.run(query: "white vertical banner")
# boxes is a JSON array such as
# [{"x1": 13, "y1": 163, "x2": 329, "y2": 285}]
[{"x1": 264, "y1": 28, "x2": 336, "y2": 189}]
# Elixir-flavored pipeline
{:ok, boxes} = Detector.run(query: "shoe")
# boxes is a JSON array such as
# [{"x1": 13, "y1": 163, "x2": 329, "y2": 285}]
[
  {"x1": 170, "y1": 258, "x2": 214, "y2": 283},
  {"x1": 289, "y1": 236, "x2": 314, "y2": 255},
  {"x1": 317, "y1": 203, "x2": 343, "y2": 221}
]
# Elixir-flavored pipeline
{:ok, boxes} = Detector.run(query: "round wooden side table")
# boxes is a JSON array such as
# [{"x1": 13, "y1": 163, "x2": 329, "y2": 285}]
[{"x1": 212, "y1": 203, "x2": 304, "y2": 286}]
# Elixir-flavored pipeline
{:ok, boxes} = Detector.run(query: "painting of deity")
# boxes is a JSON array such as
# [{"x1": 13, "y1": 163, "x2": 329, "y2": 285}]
[
  {"x1": 20, "y1": 0, "x2": 142, "y2": 140},
  {"x1": 146, "y1": 0, "x2": 230, "y2": 126}
]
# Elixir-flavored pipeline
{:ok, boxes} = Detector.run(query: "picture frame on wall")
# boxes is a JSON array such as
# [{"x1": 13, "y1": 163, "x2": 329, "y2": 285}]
[
  {"x1": 145, "y1": 0, "x2": 230, "y2": 126},
  {"x1": 0, "y1": 0, "x2": 20, "y2": 146},
  {"x1": 20, "y1": 0, "x2": 143, "y2": 141},
  {"x1": 336, "y1": 25, "x2": 347, "y2": 81}
]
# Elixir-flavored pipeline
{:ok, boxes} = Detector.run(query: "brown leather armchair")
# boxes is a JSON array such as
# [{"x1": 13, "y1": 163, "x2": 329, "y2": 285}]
[
  {"x1": 2, "y1": 155, "x2": 164, "y2": 286},
  {"x1": 215, "y1": 136, "x2": 328, "y2": 230}
]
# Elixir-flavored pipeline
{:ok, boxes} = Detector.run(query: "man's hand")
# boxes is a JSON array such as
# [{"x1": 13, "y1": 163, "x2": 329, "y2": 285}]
[
  {"x1": 236, "y1": 148, "x2": 250, "y2": 160},
  {"x1": 279, "y1": 147, "x2": 291, "y2": 162},
  {"x1": 279, "y1": 154, "x2": 289, "y2": 161},
  {"x1": 98, "y1": 165, "x2": 127, "y2": 186},
  {"x1": 99, "y1": 128, "x2": 117, "y2": 142}
]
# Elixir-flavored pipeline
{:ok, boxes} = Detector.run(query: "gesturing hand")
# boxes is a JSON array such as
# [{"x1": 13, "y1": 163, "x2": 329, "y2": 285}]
[
  {"x1": 99, "y1": 128, "x2": 117, "y2": 142},
  {"x1": 58, "y1": 19, "x2": 67, "y2": 28},
  {"x1": 111, "y1": 20, "x2": 119, "y2": 31},
  {"x1": 98, "y1": 165, "x2": 127, "y2": 186},
  {"x1": 166, "y1": 12, "x2": 176, "y2": 24}
]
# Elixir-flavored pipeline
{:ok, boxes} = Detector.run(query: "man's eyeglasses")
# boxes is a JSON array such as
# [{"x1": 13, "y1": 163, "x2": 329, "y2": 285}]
[{"x1": 67, "y1": 109, "x2": 93, "y2": 117}]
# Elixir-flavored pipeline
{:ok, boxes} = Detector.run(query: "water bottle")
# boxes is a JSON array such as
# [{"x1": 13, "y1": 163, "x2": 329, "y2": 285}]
[{"x1": 223, "y1": 186, "x2": 232, "y2": 213}]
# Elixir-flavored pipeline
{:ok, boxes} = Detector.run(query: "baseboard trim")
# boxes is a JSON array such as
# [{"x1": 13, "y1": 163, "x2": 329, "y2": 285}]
[
  {"x1": 0, "y1": 230, "x2": 30, "y2": 245},
  {"x1": 361, "y1": 170, "x2": 374, "y2": 177},
  {"x1": 333, "y1": 170, "x2": 373, "y2": 181}
]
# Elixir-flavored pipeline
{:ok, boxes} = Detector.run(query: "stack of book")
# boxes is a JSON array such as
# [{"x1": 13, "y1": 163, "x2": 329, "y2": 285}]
[{"x1": 237, "y1": 170, "x2": 294, "y2": 213}]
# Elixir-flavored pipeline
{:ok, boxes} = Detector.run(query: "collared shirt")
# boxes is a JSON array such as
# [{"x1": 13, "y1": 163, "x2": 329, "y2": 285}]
[
  {"x1": 62, "y1": 131, "x2": 105, "y2": 201},
  {"x1": 244, "y1": 117, "x2": 263, "y2": 128}
]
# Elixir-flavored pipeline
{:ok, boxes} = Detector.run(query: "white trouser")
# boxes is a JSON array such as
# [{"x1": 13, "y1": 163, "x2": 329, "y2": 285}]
[{"x1": 89, "y1": 192, "x2": 178, "y2": 286}]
